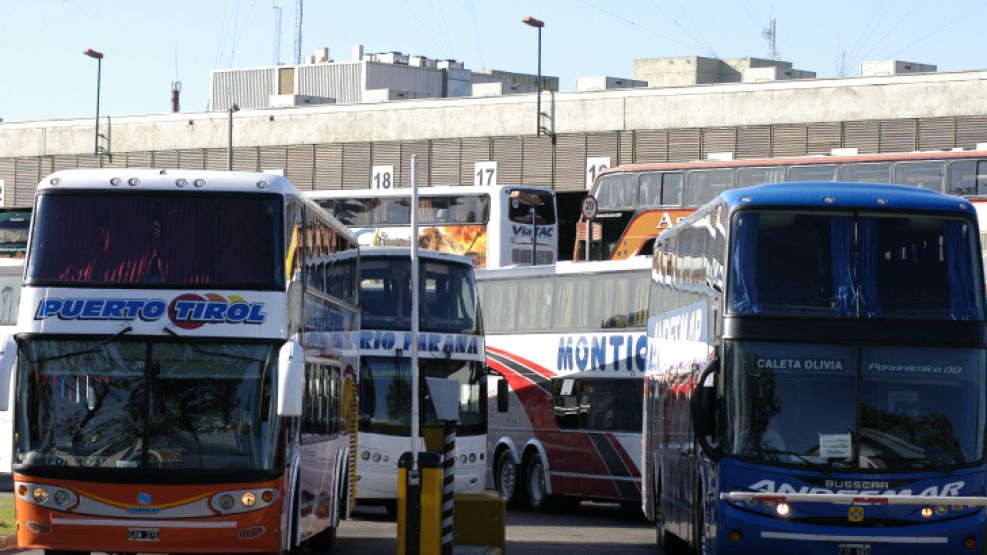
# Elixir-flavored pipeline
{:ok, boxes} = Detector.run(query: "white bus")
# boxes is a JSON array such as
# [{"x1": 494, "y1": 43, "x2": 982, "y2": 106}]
[
  {"x1": 477, "y1": 258, "x2": 651, "y2": 512},
  {"x1": 9, "y1": 169, "x2": 360, "y2": 554},
  {"x1": 355, "y1": 247, "x2": 487, "y2": 515},
  {"x1": 306, "y1": 185, "x2": 558, "y2": 268}
]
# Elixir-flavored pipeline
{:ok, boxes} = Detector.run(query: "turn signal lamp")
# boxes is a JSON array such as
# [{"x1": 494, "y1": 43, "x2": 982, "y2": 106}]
[
  {"x1": 964, "y1": 536, "x2": 977, "y2": 549},
  {"x1": 728, "y1": 530, "x2": 742, "y2": 544},
  {"x1": 17, "y1": 485, "x2": 26, "y2": 497},
  {"x1": 262, "y1": 491, "x2": 274, "y2": 503}
]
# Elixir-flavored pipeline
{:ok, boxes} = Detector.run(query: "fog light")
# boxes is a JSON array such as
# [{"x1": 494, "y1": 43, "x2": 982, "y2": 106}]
[
  {"x1": 920, "y1": 506, "x2": 933, "y2": 518},
  {"x1": 219, "y1": 494, "x2": 235, "y2": 510},
  {"x1": 241, "y1": 492, "x2": 257, "y2": 507},
  {"x1": 729, "y1": 529, "x2": 742, "y2": 544},
  {"x1": 776, "y1": 502, "x2": 790, "y2": 517},
  {"x1": 964, "y1": 536, "x2": 976, "y2": 549},
  {"x1": 32, "y1": 487, "x2": 49, "y2": 503},
  {"x1": 262, "y1": 491, "x2": 274, "y2": 503},
  {"x1": 53, "y1": 491, "x2": 69, "y2": 506}
]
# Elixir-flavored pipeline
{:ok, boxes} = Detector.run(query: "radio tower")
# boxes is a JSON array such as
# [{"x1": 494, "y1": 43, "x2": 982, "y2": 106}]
[
  {"x1": 762, "y1": 17, "x2": 779, "y2": 61},
  {"x1": 273, "y1": 3, "x2": 283, "y2": 65},
  {"x1": 294, "y1": 0, "x2": 303, "y2": 64}
]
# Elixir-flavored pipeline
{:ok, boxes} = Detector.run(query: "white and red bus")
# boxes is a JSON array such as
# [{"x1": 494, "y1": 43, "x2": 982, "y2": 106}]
[
  {"x1": 354, "y1": 247, "x2": 487, "y2": 515},
  {"x1": 6, "y1": 169, "x2": 360, "y2": 554},
  {"x1": 307, "y1": 185, "x2": 558, "y2": 268},
  {"x1": 576, "y1": 148, "x2": 987, "y2": 263},
  {"x1": 476, "y1": 257, "x2": 651, "y2": 512}
]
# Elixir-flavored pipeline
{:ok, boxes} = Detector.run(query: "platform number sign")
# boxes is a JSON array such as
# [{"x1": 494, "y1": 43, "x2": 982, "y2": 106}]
[
  {"x1": 586, "y1": 157, "x2": 610, "y2": 190},
  {"x1": 474, "y1": 161, "x2": 498, "y2": 187},
  {"x1": 371, "y1": 165, "x2": 394, "y2": 189},
  {"x1": 0, "y1": 180, "x2": 5, "y2": 208}
]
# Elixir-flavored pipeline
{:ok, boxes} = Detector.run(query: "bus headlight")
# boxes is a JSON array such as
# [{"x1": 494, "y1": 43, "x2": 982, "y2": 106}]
[
  {"x1": 469, "y1": 453, "x2": 477, "y2": 463},
  {"x1": 241, "y1": 492, "x2": 257, "y2": 507},
  {"x1": 920, "y1": 506, "x2": 934, "y2": 518},
  {"x1": 776, "y1": 502, "x2": 790, "y2": 517},
  {"x1": 219, "y1": 495, "x2": 235, "y2": 510},
  {"x1": 372, "y1": 452, "x2": 382, "y2": 463},
  {"x1": 53, "y1": 491, "x2": 69, "y2": 506},
  {"x1": 361, "y1": 450, "x2": 371, "y2": 461},
  {"x1": 32, "y1": 487, "x2": 49, "y2": 503}
]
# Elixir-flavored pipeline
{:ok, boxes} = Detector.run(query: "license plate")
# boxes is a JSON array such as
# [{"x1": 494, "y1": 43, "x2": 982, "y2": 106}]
[
  {"x1": 838, "y1": 544, "x2": 870, "y2": 555},
  {"x1": 128, "y1": 527, "x2": 160, "y2": 542}
]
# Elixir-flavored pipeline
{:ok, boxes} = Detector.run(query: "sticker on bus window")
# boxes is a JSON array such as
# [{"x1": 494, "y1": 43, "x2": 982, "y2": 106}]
[{"x1": 819, "y1": 433, "x2": 852, "y2": 458}]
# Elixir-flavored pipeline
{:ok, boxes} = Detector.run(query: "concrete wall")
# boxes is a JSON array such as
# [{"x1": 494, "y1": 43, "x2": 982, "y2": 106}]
[{"x1": 2, "y1": 70, "x2": 987, "y2": 158}]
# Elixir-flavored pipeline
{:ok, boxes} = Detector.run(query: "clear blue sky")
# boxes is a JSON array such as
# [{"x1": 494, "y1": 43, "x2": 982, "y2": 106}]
[{"x1": 2, "y1": 0, "x2": 986, "y2": 123}]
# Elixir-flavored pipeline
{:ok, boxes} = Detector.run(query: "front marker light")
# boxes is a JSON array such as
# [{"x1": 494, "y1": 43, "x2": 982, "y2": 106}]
[{"x1": 241, "y1": 492, "x2": 257, "y2": 507}]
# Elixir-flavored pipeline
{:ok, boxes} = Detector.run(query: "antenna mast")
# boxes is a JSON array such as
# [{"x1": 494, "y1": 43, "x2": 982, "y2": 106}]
[
  {"x1": 273, "y1": 4, "x2": 283, "y2": 65},
  {"x1": 294, "y1": 0, "x2": 303, "y2": 64},
  {"x1": 762, "y1": 17, "x2": 779, "y2": 61}
]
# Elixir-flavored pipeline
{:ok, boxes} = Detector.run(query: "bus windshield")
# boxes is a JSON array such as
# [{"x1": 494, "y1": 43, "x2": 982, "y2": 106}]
[
  {"x1": 723, "y1": 340, "x2": 986, "y2": 470},
  {"x1": 27, "y1": 193, "x2": 282, "y2": 288},
  {"x1": 728, "y1": 210, "x2": 984, "y2": 320},
  {"x1": 506, "y1": 188, "x2": 556, "y2": 225},
  {"x1": 359, "y1": 357, "x2": 486, "y2": 436},
  {"x1": 16, "y1": 338, "x2": 279, "y2": 472},
  {"x1": 360, "y1": 257, "x2": 479, "y2": 334}
]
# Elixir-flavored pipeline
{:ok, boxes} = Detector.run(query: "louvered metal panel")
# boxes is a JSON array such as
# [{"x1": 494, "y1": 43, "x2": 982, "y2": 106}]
[
  {"x1": 771, "y1": 124, "x2": 807, "y2": 158},
  {"x1": 843, "y1": 120, "x2": 880, "y2": 153},
  {"x1": 76, "y1": 155, "x2": 101, "y2": 169},
  {"x1": 102, "y1": 153, "x2": 127, "y2": 169},
  {"x1": 127, "y1": 152, "x2": 152, "y2": 168},
  {"x1": 522, "y1": 136, "x2": 553, "y2": 188},
  {"x1": 701, "y1": 128, "x2": 737, "y2": 160},
  {"x1": 371, "y1": 142, "x2": 401, "y2": 188},
  {"x1": 918, "y1": 118, "x2": 956, "y2": 151},
  {"x1": 492, "y1": 137, "x2": 522, "y2": 184},
  {"x1": 668, "y1": 129, "x2": 700, "y2": 162},
  {"x1": 153, "y1": 150, "x2": 179, "y2": 168},
  {"x1": 342, "y1": 143, "x2": 371, "y2": 190},
  {"x1": 634, "y1": 130, "x2": 668, "y2": 163},
  {"x1": 314, "y1": 144, "x2": 343, "y2": 190},
  {"x1": 210, "y1": 68, "x2": 276, "y2": 111},
  {"x1": 429, "y1": 139, "x2": 460, "y2": 186},
  {"x1": 204, "y1": 149, "x2": 228, "y2": 171},
  {"x1": 15, "y1": 159, "x2": 41, "y2": 207},
  {"x1": 587, "y1": 132, "x2": 619, "y2": 163},
  {"x1": 400, "y1": 141, "x2": 429, "y2": 188},
  {"x1": 806, "y1": 122, "x2": 842, "y2": 155},
  {"x1": 52, "y1": 155, "x2": 79, "y2": 172},
  {"x1": 178, "y1": 149, "x2": 205, "y2": 170},
  {"x1": 0, "y1": 159, "x2": 14, "y2": 208},
  {"x1": 232, "y1": 147, "x2": 259, "y2": 172},
  {"x1": 298, "y1": 62, "x2": 363, "y2": 104},
  {"x1": 259, "y1": 146, "x2": 288, "y2": 174},
  {"x1": 39, "y1": 157, "x2": 54, "y2": 178},
  {"x1": 460, "y1": 137, "x2": 491, "y2": 185},
  {"x1": 736, "y1": 126, "x2": 771, "y2": 159},
  {"x1": 618, "y1": 131, "x2": 634, "y2": 166},
  {"x1": 879, "y1": 120, "x2": 916, "y2": 153},
  {"x1": 286, "y1": 145, "x2": 315, "y2": 190},
  {"x1": 554, "y1": 134, "x2": 586, "y2": 191},
  {"x1": 956, "y1": 116, "x2": 987, "y2": 149}
]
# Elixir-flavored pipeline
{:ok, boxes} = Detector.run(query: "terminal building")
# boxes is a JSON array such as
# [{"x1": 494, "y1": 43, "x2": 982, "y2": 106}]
[{"x1": 0, "y1": 48, "x2": 982, "y2": 256}]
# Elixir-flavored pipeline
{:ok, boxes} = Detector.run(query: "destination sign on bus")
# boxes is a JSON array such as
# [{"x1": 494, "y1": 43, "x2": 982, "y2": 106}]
[
  {"x1": 358, "y1": 330, "x2": 481, "y2": 358},
  {"x1": 34, "y1": 294, "x2": 267, "y2": 327}
]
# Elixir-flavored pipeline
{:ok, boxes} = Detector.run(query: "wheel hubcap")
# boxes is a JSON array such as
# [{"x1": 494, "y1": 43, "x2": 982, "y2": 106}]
[{"x1": 499, "y1": 460, "x2": 515, "y2": 497}]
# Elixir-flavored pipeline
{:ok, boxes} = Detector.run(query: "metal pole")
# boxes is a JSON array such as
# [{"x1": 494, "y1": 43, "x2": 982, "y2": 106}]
[
  {"x1": 536, "y1": 27, "x2": 542, "y2": 137},
  {"x1": 530, "y1": 207, "x2": 537, "y2": 266},
  {"x1": 410, "y1": 154, "x2": 420, "y2": 475},
  {"x1": 227, "y1": 107, "x2": 233, "y2": 171},
  {"x1": 585, "y1": 221, "x2": 591, "y2": 261},
  {"x1": 94, "y1": 57, "x2": 101, "y2": 156}
]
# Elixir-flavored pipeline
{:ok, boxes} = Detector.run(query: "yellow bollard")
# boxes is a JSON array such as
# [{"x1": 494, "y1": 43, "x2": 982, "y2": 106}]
[{"x1": 397, "y1": 451, "x2": 444, "y2": 555}]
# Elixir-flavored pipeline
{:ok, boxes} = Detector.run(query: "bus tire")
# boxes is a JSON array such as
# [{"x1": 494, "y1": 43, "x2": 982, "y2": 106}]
[
  {"x1": 525, "y1": 453, "x2": 549, "y2": 511},
  {"x1": 693, "y1": 482, "x2": 711, "y2": 555},
  {"x1": 654, "y1": 475, "x2": 683, "y2": 554},
  {"x1": 496, "y1": 449, "x2": 525, "y2": 508}
]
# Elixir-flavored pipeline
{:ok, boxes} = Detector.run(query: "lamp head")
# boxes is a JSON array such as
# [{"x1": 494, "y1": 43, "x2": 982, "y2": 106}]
[
  {"x1": 521, "y1": 16, "x2": 544, "y2": 28},
  {"x1": 83, "y1": 48, "x2": 104, "y2": 60}
]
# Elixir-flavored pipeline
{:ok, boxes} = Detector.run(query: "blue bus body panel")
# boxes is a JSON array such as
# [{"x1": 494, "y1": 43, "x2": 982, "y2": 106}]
[
  {"x1": 720, "y1": 182, "x2": 974, "y2": 215},
  {"x1": 715, "y1": 458, "x2": 986, "y2": 554}
]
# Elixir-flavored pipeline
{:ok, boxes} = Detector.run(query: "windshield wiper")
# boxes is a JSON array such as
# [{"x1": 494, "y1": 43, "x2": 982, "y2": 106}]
[
  {"x1": 163, "y1": 325, "x2": 266, "y2": 363},
  {"x1": 31, "y1": 324, "x2": 133, "y2": 364},
  {"x1": 748, "y1": 448, "x2": 834, "y2": 476}
]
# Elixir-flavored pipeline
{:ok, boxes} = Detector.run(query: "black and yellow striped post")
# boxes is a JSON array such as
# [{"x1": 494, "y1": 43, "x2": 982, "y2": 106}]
[
  {"x1": 441, "y1": 420, "x2": 456, "y2": 555},
  {"x1": 397, "y1": 451, "x2": 443, "y2": 555}
]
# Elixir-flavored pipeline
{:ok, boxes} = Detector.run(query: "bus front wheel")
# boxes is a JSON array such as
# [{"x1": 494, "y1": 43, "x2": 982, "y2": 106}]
[{"x1": 496, "y1": 450, "x2": 525, "y2": 508}]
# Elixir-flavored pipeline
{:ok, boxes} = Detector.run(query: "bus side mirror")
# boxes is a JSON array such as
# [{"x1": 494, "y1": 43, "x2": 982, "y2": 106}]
[
  {"x1": 691, "y1": 353, "x2": 721, "y2": 461},
  {"x1": 496, "y1": 378, "x2": 509, "y2": 413},
  {"x1": 0, "y1": 336, "x2": 15, "y2": 412},
  {"x1": 277, "y1": 340, "x2": 305, "y2": 417}
]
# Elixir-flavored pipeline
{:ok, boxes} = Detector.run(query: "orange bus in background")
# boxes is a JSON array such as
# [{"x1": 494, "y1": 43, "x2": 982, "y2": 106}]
[{"x1": 577, "y1": 148, "x2": 987, "y2": 262}]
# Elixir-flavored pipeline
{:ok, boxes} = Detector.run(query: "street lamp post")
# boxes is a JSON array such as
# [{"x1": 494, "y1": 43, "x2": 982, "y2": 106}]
[
  {"x1": 82, "y1": 48, "x2": 104, "y2": 156},
  {"x1": 227, "y1": 103, "x2": 240, "y2": 170},
  {"x1": 521, "y1": 16, "x2": 544, "y2": 137}
]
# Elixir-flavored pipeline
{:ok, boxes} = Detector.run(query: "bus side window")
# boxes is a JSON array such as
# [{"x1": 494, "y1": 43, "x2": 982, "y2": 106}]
[
  {"x1": 949, "y1": 160, "x2": 980, "y2": 196},
  {"x1": 685, "y1": 169, "x2": 732, "y2": 206},
  {"x1": 894, "y1": 161, "x2": 945, "y2": 192},
  {"x1": 788, "y1": 164, "x2": 836, "y2": 182},
  {"x1": 662, "y1": 173, "x2": 683, "y2": 205},
  {"x1": 840, "y1": 162, "x2": 890, "y2": 183},
  {"x1": 553, "y1": 378, "x2": 580, "y2": 430}
]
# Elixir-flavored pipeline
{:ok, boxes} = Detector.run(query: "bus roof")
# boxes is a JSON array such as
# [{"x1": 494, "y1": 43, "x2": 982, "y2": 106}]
[
  {"x1": 357, "y1": 246, "x2": 475, "y2": 266},
  {"x1": 305, "y1": 184, "x2": 553, "y2": 199},
  {"x1": 721, "y1": 181, "x2": 975, "y2": 214},
  {"x1": 475, "y1": 257, "x2": 652, "y2": 281},
  {"x1": 38, "y1": 169, "x2": 300, "y2": 195}
]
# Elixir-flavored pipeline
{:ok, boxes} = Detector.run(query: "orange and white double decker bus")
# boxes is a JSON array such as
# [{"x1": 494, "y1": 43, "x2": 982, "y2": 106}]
[
  {"x1": 576, "y1": 148, "x2": 987, "y2": 263},
  {"x1": 6, "y1": 169, "x2": 360, "y2": 554}
]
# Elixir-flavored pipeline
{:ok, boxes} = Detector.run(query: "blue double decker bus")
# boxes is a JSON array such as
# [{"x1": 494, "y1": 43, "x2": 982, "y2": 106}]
[{"x1": 643, "y1": 182, "x2": 987, "y2": 554}]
